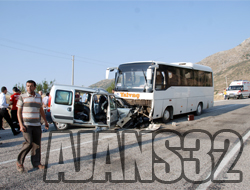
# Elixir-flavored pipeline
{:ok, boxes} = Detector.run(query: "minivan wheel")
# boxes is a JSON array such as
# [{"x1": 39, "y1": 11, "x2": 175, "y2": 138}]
[
  {"x1": 54, "y1": 122, "x2": 69, "y2": 130},
  {"x1": 162, "y1": 108, "x2": 171, "y2": 123},
  {"x1": 195, "y1": 103, "x2": 202, "y2": 116}
]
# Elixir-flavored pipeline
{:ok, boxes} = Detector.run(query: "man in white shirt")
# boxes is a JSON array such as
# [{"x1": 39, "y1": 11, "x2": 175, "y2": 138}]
[
  {"x1": 0, "y1": 86, "x2": 20, "y2": 135},
  {"x1": 42, "y1": 93, "x2": 49, "y2": 113},
  {"x1": 38, "y1": 91, "x2": 43, "y2": 96}
]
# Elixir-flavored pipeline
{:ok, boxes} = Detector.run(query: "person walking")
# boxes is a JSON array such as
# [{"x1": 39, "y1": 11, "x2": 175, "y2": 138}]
[
  {"x1": 16, "y1": 80, "x2": 49, "y2": 172},
  {"x1": 9, "y1": 87, "x2": 20, "y2": 130},
  {"x1": 223, "y1": 88, "x2": 227, "y2": 100},
  {"x1": 0, "y1": 86, "x2": 21, "y2": 135}
]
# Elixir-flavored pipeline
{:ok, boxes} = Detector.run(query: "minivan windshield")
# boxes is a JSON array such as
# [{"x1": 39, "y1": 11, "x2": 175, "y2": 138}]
[{"x1": 116, "y1": 63, "x2": 154, "y2": 92}]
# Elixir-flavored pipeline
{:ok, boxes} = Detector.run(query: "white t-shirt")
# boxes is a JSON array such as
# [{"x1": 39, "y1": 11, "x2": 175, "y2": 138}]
[{"x1": 42, "y1": 96, "x2": 49, "y2": 108}]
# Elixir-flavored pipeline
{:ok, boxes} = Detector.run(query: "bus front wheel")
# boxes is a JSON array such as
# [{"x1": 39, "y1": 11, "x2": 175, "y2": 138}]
[{"x1": 162, "y1": 108, "x2": 171, "y2": 123}]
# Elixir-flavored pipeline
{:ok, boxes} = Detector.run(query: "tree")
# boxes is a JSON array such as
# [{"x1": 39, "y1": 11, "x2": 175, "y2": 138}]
[
  {"x1": 36, "y1": 83, "x2": 43, "y2": 92},
  {"x1": 14, "y1": 79, "x2": 55, "y2": 94},
  {"x1": 14, "y1": 83, "x2": 26, "y2": 93},
  {"x1": 106, "y1": 81, "x2": 115, "y2": 93},
  {"x1": 41, "y1": 79, "x2": 49, "y2": 93},
  {"x1": 36, "y1": 79, "x2": 55, "y2": 93}
]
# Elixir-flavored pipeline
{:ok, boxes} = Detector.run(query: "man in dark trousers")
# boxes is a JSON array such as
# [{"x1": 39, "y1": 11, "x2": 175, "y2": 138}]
[
  {"x1": 16, "y1": 80, "x2": 49, "y2": 172},
  {"x1": 0, "y1": 86, "x2": 20, "y2": 135}
]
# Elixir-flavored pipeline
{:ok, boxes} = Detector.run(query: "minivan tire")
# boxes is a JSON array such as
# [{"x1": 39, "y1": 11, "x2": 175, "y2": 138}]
[{"x1": 54, "y1": 122, "x2": 69, "y2": 130}]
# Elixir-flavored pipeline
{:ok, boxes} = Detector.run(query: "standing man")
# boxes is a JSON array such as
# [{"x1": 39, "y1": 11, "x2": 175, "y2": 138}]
[
  {"x1": 0, "y1": 86, "x2": 20, "y2": 135},
  {"x1": 9, "y1": 87, "x2": 20, "y2": 130},
  {"x1": 223, "y1": 88, "x2": 227, "y2": 100},
  {"x1": 42, "y1": 92, "x2": 49, "y2": 113},
  {"x1": 16, "y1": 80, "x2": 49, "y2": 172}
]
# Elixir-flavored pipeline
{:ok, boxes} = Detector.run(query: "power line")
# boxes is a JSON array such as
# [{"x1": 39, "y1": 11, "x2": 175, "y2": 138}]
[
  {"x1": 0, "y1": 37, "x2": 72, "y2": 56},
  {"x1": 76, "y1": 55, "x2": 115, "y2": 65},
  {"x1": 75, "y1": 57, "x2": 112, "y2": 67},
  {"x1": 0, "y1": 43, "x2": 70, "y2": 60},
  {"x1": 0, "y1": 37, "x2": 116, "y2": 66},
  {"x1": 1, "y1": 42, "x2": 113, "y2": 67}
]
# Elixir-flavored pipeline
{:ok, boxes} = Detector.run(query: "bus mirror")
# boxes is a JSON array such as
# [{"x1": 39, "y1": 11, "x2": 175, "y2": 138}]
[
  {"x1": 147, "y1": 68, "x2": 152, "y2": 80},
  {"x1": 106, "y1": 67, "x2": 118, "y2": 79},
  {"x1": 146, "y1": 68, "x2": 153, "y2": 92},
  {"x1": 106, "y1": 69, "x2": 110, "y2": 79}
]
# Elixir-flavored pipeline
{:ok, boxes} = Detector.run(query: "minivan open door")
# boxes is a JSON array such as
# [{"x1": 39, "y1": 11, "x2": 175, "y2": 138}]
[{"x1": 107, "y1": 95, "x2": 119, "y2": 128}]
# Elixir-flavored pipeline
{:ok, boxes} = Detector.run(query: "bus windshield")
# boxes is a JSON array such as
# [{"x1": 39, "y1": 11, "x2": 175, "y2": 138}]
[{"x1": 116, "y1": 63, "x2": 154, "y2": 92}]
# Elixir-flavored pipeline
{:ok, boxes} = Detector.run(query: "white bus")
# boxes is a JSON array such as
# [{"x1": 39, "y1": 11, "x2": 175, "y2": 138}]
[{"x1": 106, "y1": 61, "x2": 213, "y2": 123}]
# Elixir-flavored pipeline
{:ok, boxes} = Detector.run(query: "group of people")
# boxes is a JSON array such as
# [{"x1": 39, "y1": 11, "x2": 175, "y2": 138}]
[
  {"x1": 0, "y1": 86, "x2": 21, "y2": 136},
  {"x1": 0, "y1": 80, "x2": 49, "y2": 173}
]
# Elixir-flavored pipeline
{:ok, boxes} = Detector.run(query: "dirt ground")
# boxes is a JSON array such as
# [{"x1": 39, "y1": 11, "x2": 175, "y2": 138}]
[{"x1": 214, "y1": 94, "x2": 224, "y2": 101}]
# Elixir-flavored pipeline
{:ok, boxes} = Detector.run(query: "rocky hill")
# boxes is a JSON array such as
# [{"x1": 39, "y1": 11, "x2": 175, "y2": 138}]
[
  {"x1": 89, "y1": 79, "x2": 114, "y2": 90},
  {"x1": 197, "y1": 37, "x2": 250, "y2": 92}
]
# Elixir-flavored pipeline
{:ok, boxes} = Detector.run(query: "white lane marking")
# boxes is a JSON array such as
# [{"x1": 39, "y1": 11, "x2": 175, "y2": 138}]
[
  {"x1": 0, "y1": 133, "x2": 116, "y2": 165},
  {"x1": 196, "y1": 129, "x2": 250, "y2": 190}
]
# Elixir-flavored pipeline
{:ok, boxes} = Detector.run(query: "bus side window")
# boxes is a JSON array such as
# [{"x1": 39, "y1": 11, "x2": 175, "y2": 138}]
[
  {"x1": 155, "y1": 69, "x2": 167, "y2": 90},
  {"x1": 205, "y1": 72, "x2": 212, "y2": 87},
  {"x1": 193, "y1": 70, "x2": 198, "y2": 86},
  {"x1": 181, "y1": 69, "x2": 188, "y2": 86},
  {"x1": 198, "y1": 71, "x2": 205, "y2": 86},
  {"x1": 168, "y1": 67, "x2": 180, "y2": 86},
  {"x1": 184, "y1": 69, "x2": 193, "y2": 86},
  {"x1": 168, "y1": 71, "x2": 173, "y2": 86},
  {"x1": 176, "y1": 68, "x2": 181, "y2": 86}
]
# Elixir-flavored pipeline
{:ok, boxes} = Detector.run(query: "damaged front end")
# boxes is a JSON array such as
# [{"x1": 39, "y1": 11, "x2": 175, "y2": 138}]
[
  {"x1": 115, "y1": 98, "x2": 161, "y2": 131},
  {"x1": 117, "y1": 107, "x2": 149, "y2": 129}
]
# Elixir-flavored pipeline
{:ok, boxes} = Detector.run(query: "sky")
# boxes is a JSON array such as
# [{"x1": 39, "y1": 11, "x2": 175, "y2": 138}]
[{"x1": 0, "y1": 1, "x2": 250, "y2": 93}]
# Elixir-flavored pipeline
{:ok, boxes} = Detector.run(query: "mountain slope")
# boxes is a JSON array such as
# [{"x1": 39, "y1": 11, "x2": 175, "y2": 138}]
[
  {"x1": 197, "y1": 37, "x2": 250, "y2": 91},
  {"x1": 89, "y1": 79, "x2": 114, "y2": 89}
]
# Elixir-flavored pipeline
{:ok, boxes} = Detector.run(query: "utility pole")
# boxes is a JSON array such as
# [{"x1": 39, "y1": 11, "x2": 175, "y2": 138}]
[
  {"x1": 72, "y1": 55, "x2": 74, "y2": 85},
  {"x1": 225, "y1": 76, "x2": 228, "y2": 88}
]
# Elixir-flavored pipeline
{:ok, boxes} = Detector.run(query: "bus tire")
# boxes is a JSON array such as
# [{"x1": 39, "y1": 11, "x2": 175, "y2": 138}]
[
  {"x1": 162, "y1": 107, "x2": 171, "y2": 123},
  {"x1": 54, "y1": 122, "x2": 69, "y2": 130},
  {"x1": 195, "y1": 103, "x2": 202, "y2": 116}
]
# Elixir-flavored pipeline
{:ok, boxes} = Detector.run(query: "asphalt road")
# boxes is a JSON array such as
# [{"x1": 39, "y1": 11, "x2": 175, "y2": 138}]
[{"x1": 1, "y1": 98, "x2": 250, "y2": 189}]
